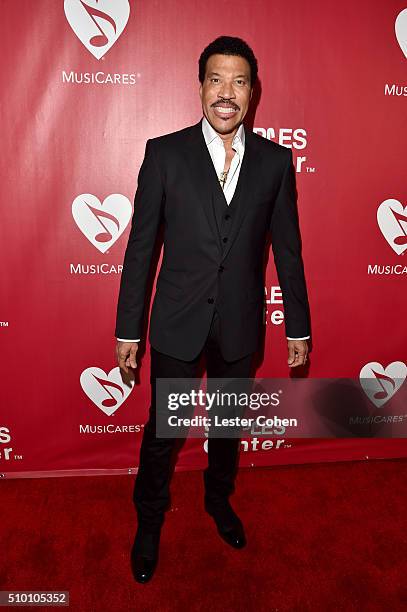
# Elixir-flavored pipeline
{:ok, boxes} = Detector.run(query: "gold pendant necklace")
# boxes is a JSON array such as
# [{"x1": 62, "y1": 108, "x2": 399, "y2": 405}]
[{"x1": 219, "y1": 169, "x2": 229, "y2": 189}]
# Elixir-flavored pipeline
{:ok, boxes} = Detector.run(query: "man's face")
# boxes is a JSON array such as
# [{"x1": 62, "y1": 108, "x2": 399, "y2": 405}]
[{"x1": 199, "y1": 53, "x2": 253, "y2": 136}]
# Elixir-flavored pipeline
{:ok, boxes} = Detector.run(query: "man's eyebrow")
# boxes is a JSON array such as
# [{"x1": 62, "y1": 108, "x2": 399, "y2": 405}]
[{"x1": 207, "y1": 72, "x2": 249, "y2": 78}]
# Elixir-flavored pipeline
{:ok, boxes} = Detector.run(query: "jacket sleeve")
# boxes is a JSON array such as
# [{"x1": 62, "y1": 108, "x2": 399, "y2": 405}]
[
  {"x1": 269, "y1": 148, "x2": 311, "y2": 338},
  {"x1": 114, "y1": 139, "x2": 165, "y2": 339}
]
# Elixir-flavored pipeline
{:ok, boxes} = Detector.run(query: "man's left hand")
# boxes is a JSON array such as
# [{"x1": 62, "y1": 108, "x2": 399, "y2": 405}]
[{"x1": 287, "y1": 339, "x2": 308, "y2": 368}]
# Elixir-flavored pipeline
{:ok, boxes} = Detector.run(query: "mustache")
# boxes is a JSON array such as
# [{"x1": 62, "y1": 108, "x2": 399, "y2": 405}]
[{"x1": 211, "y1": 100, "x2": 240, "y2": 110}]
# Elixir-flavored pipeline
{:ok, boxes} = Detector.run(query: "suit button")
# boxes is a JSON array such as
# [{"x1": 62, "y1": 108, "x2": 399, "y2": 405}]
[
  {"x1": 222, "y1": 237, "x2": 228, "y2": 243},
  {"x1": 218, "y1": 265, "x2": 224, "y2": 273},
  {"x1": 207, "y1": 297, "x2": 214, "y2": 304},
  {"x1": 224, "y1": 214, "x2": 231, "y2": 220}
]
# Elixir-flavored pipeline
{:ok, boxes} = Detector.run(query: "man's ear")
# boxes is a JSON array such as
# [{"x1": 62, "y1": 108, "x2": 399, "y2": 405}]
[
  {"x1": 199, "y1": 83, "x2": 202, "y2": 99},
  {"x1": 250, "y1": 88, "x2": 253, "y2": 100}
]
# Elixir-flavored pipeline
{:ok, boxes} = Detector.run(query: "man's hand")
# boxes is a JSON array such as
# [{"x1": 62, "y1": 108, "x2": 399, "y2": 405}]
[
  {"x1": 116, "y1": 341, "x2": 139, "y2": 373},
  {"x1": 287, "y1": 339, "x2": 308, "y2": 368}
]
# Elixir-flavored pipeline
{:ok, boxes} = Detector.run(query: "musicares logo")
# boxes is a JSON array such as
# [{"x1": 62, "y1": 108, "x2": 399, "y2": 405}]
[
  {"x1": 80, "y1": 366, "x2": 135, "y2": 415},
  {"x1": 396, "y1": 8, "x2": 407, "y2": 58},
  {"x1": 384, "y1": 9, "x2": 407, "y2": 96},
  {"x1": 359, "y1": 361, "x2": 406, "y2": 408},
  {"x1": 72, "y1": 193, "x2": 132, "y2": 253},
  {"x1": 377, "y1": 199, "x2": 407, "y2": 256},
  {"x1": 64, "y1": 0, "x2": 130, "y2": 59}
]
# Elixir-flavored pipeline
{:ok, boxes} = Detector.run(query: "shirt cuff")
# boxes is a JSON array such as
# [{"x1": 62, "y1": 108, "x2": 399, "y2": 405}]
[
  {"x1": 117, "y1": 338, "x2": 140, "y2": 342},
  {"x1": 286, "y1": 336, "x2": 310, "y2": 340}
]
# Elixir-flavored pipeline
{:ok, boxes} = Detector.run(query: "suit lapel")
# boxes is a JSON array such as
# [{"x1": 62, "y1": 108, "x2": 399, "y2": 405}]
[
  {"x1": 185, "y1": 120, "x2": 223, "y2": 254},
  {"x1": 220, "y1": 125, "x2": 261, "y2": 261}
]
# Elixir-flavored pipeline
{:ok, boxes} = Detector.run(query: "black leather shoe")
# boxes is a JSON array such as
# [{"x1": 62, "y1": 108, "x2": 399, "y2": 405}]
[
  {"x1": 216, "y1": 521, "x2": 246, "y2": 549},
  {"x1": 205, "y1": 502, "x2": 247, "y2": 549},
  {"x1": 130, "y1": 527, "x2": 161, "y2": 583},
  {"x1": 132, "y1": 554, "x2": 157, "y2": 584}
]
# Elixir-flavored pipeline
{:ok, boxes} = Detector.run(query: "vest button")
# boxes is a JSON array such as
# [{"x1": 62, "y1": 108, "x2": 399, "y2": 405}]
[
  {"x1": 222, "y1": 237, "x2": 228, "y2": 243},
  {"x1": 207, "y1": 297, "x2": 214, "y2": 304},
  {"x1": 218, "y1": 266, "x2": 224, "y2": 273},
  {"x1": 224, "y1": 214, "x2": 231, "y2": 220}
]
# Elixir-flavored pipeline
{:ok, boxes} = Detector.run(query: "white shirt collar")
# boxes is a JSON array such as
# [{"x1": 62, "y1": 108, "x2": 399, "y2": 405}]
[{"x1": 201, "y1": 115, "x2": 245, "y2": 150}]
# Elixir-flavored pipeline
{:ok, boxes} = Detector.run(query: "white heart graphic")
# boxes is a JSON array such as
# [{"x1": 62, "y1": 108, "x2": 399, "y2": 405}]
[
  {"x1": 64, "y1": 0, "x2": 130, "y2": 60},
  {"x1": 377, "y1": 199, "x2": 407, "y2": 255},
  {"x1": 72, "y1": 193, "x2": 132, "y2": 253},
  {"x1": 80, "y1": 366, "x2": 135, "y2": 415},
  {"x1": 395, "y1": 8, "x2": 407, "y2": 59},
  {"x1": 359, "y1": 361, "x2": 407, "y2": 408}
]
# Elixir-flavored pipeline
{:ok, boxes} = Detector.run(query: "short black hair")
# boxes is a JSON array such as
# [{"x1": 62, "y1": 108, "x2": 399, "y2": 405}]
[{"x1": 198, "y1": 36, "x2": 258, "y2": 87}]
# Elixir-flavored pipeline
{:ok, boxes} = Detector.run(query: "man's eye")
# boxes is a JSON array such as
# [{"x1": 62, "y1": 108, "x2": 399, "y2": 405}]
[
  {"x1": 210, "y1": 78, "x2": 220, "y2": 83},
  {"x1": 236, "y1": 80, "x2": 245, "y2": 85}
]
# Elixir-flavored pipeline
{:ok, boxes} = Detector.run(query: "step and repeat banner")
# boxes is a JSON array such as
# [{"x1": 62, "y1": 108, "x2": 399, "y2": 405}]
[{"x1": 1, "y1": 0, "x2": 406, "y2": 477}]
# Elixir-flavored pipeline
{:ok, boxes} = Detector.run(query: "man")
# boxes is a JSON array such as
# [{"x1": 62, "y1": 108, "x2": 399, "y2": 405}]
[{"x1": 115, "y1": 36, "x2": 311, "y2": 583}]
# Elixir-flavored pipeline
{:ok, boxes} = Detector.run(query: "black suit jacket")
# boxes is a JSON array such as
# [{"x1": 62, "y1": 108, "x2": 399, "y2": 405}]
[{"x1": 115, "y1": 118, "x2": 311, "y2": 361}]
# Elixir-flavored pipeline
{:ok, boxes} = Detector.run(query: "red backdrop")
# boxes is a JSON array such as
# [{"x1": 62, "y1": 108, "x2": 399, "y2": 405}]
[{"x1": 1, "y1": 0, "x2": 406, "y2": 478}]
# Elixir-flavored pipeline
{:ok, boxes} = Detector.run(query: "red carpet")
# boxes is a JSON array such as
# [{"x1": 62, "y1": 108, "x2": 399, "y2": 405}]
[{"x1": 1, "y1": 459, "x2": 406, "y2": 611}]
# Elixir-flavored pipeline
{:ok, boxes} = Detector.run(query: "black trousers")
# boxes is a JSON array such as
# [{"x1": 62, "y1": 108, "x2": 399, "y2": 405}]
[{"x1": 134, "y1": 309, "x2": 255, "y2": 532}]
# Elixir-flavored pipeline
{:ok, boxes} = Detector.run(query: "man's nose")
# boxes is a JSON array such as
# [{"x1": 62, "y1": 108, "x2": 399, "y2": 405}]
[{"x1": 218, "y1": 81, "x2": 235, "y2": 99}]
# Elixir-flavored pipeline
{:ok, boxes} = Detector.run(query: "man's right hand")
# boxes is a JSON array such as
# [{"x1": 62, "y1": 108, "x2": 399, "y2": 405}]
[{"x1": 116, "y1": 341, "x2": 139, "y2": 373}]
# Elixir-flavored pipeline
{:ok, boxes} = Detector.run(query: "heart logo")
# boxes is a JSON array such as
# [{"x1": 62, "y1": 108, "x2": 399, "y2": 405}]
[
  {"x1": 359, "y1": 361, "x2": 407, "y2": 408},
  {"x1": 377, "y1": 199, "x2": 407, "y2": 255},
  {"x1": 72, "y1": 193, "x2": 132, "y2": 253},
  {"x1": 80, "y1": 366, "x2": 135, "y2": 415},
  {"x1": 396, "y1": 8, "x2": 407, "y2": 59},
  {"x1": 64, "y1": 0, "x2": 130, "y2": 60}
]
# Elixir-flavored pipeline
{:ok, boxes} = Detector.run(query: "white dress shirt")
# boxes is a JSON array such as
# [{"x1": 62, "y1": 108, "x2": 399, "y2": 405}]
[
  {"x1": 202, "y1": 115, "x2": 245, "y2": 205},
  {"x1": 117, "y1": 116, "x2": 310, "y2": 342}
]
